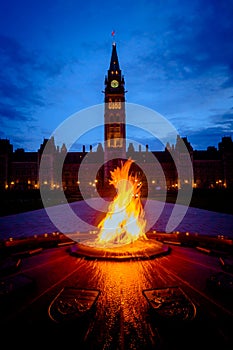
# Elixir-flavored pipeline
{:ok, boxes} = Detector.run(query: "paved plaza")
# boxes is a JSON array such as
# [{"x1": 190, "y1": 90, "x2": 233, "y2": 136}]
[{"x1": 0, "y1": 198, "x2": 232, "y2": 240}]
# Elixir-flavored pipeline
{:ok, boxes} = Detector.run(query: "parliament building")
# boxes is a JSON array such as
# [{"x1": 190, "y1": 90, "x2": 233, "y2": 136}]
[{"x1": 0, "y1": 43, "x2": 233, "y2": 195}]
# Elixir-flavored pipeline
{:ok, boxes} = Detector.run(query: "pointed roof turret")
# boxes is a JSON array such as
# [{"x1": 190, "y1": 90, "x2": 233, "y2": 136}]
[{"x1": 109, "y1": 42, "x2": 120, "y2": 72}]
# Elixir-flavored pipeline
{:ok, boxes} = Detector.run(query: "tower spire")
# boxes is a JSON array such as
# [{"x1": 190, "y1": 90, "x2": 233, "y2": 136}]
[{"x1": 109, "y1": 42, "x2": 120, "y2": 72}]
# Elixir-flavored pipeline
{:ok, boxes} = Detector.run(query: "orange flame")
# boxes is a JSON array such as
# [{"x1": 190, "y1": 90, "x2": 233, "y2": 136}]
[{"x1": 97, "y1": 159, "x2": 147, "y2": 246}]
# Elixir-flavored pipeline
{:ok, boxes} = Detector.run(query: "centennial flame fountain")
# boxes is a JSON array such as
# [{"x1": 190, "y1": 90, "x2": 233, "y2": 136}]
[
  {"x1": 96, "y1": 159, "x2": 147, "y2": 246},
  {"x1": 71, "y1": 159, "x2": 169, "y2": 260}
]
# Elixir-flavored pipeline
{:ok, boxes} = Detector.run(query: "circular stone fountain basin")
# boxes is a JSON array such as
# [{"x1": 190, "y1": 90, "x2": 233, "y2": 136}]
[{"x1": 69, "y1": 237, "x2": 170, "y2": 261}]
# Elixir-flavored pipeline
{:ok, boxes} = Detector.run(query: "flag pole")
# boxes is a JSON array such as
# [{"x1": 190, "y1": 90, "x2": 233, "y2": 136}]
[{"x1": 111, "y1": 30, "x2": 116, "y2": 45}]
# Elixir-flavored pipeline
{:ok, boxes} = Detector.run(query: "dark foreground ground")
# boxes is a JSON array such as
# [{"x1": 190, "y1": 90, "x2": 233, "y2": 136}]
[
  {"x1": 0, "y1": 232, "x2": 232, "y2": 350},
  {"x1": 1, "y1": 188, "x2": 233, "y2": 216}
]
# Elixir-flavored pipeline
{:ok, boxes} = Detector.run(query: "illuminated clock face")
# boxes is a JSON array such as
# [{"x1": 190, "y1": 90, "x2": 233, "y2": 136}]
[{"x1": 111, "y1": 80, "x2": 119, "y2": 88}]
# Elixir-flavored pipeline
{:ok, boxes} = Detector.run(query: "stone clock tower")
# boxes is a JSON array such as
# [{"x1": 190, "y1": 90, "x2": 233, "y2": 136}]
[{"x1": 104, "y1": 42, "x2": 127, "y2": 180}]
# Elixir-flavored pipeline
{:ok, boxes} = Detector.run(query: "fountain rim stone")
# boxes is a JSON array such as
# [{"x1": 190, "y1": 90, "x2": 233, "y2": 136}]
[{"x1": 69, "y1": 235, "x2": 171, "y2": 261}]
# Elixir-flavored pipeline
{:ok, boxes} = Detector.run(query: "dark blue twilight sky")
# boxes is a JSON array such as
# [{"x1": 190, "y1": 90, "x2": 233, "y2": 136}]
[{"x1": 0, "y1": 0, "x2": 232, "y2": 151}]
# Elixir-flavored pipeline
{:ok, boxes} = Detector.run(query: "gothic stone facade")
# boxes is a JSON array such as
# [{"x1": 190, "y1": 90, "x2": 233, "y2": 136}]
[{"x1": 0, "y1": 135, "x2": 233, "y2": 194}]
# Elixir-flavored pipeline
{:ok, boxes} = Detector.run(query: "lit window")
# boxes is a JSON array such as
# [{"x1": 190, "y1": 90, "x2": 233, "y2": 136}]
[{"x1": 109, "y1": 101, "x2": 121, "y2": 109}]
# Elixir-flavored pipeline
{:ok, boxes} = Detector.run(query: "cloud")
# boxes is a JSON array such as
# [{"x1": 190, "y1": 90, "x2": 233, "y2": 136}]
[
  {"x1": 0, "y1": 34, "x2": 70, "y2": 120},
  {"x1": 182, "y1": 109, "x2": 233, "y2": 150},
  {"x1": 0, "y1": 35, "x2": 34, "y2": 66},
  {"x1": 128, "y1": 0, "x2": 233, "y2": 86},
  {"x1": 165, "y1": 1, "x2": 233, "y2": 80},
  {"x1": 0, "y1": 102, "x2": 33, "y2": 121},
  {"x1": 210, "y1": 110, "x2": 233, "y2": 131}
]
